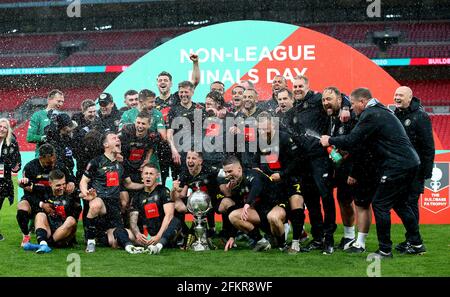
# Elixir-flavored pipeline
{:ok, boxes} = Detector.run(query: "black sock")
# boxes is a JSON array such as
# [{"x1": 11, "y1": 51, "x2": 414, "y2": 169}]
[
  {"x1": 36, "y1": 228, "x2": 48, "y2": 244},
  {"x1": 84, "y1": 217, "x2": 98, "y2": 240},
  {"x1": 113, "y1": 228, "x2": 132, "y2": 248},
  {"x1": 17, "y1": 210, "x2": 30, "y2": 235},
  {"x1": 247, "y1": 227, "x2": 262, "y2": 242},
  {"x1": 222, "y1": 205, "x2": 239, "y2": 238},
  {"x1": 276, "y1": 234, "x2": 286, "y2": 248},
  {"x1": 206, "y1": 211, "x2": 215, "y2": 231},
  {"x1": 175, "y1": 212, "x2": 189, "y2": 235},
  {"x1": 290, "y1": 208, "x2": 305, "y2": 240}
]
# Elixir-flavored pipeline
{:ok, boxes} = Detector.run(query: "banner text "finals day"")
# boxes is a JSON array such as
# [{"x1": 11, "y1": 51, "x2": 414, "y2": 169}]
[{"x1": 180, "y1": 45, "x2": 316, "y2": 84}]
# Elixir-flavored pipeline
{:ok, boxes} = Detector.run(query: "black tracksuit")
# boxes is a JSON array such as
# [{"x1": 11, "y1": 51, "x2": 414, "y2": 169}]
[
  {"x1": 330, "y1": 99, "x2": 423, "y2": 252},
  {"x1": 395, "y1": 97, "x2": 435, "y2": 221},
  {"x1": 290, "y1": 90, "x2": 336, "y2": 243}
]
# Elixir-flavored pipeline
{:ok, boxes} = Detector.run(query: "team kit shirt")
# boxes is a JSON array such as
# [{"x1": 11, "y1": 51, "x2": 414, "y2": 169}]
[
  {"x1": 35, "y1": 187, "x2": 78, "y2": 222},
  {"x1": 131, "y1": 185, "x2": 172, "y2": 236},
  {"x1": 229, "y1": 169, "x2": 277, "y2": 209},
  {"x1": 253, "y1": 130, "x2": 300, "y2": 180},
  {"x1": 234, "y1": 108, "x2": 264, "y2": 169},
  {"x1": 22, "y1": 159, "x2": 75, "y2": 202},
  {"x1": 202, "y1": 113, "x2": 235, "y2": 167},
  {"x1": 155, "y1": 92, "x2": 180, "y2": 124},
  {"x1": 179, "y1": 165, "x2": 220, "y2": 203},
  {"x1": 84, "y1": 155, "x2": 126, "y2": 205},
  {"x1": 27, "y1": 109, "x2": 54, "y2": 156},
  {"x1": 119, "y1": 124, "x2": 157, "y2": 181},
  {"x1": 167, "y1": 103, "x2": 205, "y2": 150},
  {"x1": 120, "y1": 108, "x2": 165, "y2": 133}
]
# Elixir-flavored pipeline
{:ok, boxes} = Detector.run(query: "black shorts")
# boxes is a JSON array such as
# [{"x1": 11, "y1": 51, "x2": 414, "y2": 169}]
[
  {"x1": 97, "y1": 201, "x2": 124, "y2": 231},
  {"x1": 48, "y1": 215, "x2": 65, "y2": 233},
  {"x1": 336, "y1": 181, "x2": 354, "y2": 204},
  {"x1": 353, "y1": 179, "x2": 377, "y2": 207},
  {"x1": 20, "y1": 195, "x2": 41, "y2": 215},
  {"x1": 255, "y1": 202, "x2": 287, "y2": 235},
  {"x1": 273, "y1": 178, "x2": 303, "y2": 207}
]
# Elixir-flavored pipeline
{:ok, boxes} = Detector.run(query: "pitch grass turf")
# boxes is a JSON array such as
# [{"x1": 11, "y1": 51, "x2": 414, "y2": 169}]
[{"x1": 0, "y1": 188, "x2": 449, "y2": 276}]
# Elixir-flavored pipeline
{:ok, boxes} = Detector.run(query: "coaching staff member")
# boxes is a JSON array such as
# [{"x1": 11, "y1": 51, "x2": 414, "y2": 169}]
[
  {"x1": 320, "y1": 88, "x2": 425, "y2": 258},
  {"x1": 393, "y1": 86, "x2": 435, "y2": 253}
]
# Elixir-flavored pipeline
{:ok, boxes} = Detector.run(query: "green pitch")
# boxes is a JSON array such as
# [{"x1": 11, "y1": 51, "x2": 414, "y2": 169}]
[{"x1": 0, "y1": 180, "x2": 449, "y2": 277}]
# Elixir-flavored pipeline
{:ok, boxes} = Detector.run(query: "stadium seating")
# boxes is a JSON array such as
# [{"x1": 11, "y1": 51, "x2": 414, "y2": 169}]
[
  {"x1": 309, "y1": 22, "x2": 450, "y2": 43},
  {"x1": 430, "y1": 114, "x2": 450, "y2": 149},
  {"x1": 62, "y1": 86, "x2": 104, "y2": 110},
  {"x1": 0, "y1": 22, "x2": 448, "y2": 68},
  {"x1": 0, "y1": 55, "x2": 59, "y2": 68},
  {"x1": 0, "y1": 89, "x2": 39, "y2": 111},
  {"x1": 399, "y1": 80, "x2": 450, "y2": 106}
]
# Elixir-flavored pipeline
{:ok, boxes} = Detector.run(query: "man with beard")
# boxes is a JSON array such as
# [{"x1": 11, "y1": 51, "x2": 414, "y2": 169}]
[
  {"x1": 321, "y1": 87, "x2": 375, "y2": 252},
  {"x1": 232, "y1": 88, "x2": 264, "y2": 169},
  {"x1": 27, "y1": 89, "x2": 65, "y2": 157},
  {"x1": 120, "y1": 90, "x2": 139, "y2": 112},
  {"x1": 93, "y1": 93, "x2": 122, "y2": 133},
  {"x1": 320, "y1": 87, "x2": 425, "y2": 258},
  {"x1": 220, "y1": 156, "x2": 286, "y2": 252},
  {"x1": 258, "y1": 75, "x2": 287, "y2": 115},
  {"x1": 203, "y1": 91, "x2": 234, "y2": 170},
  {"x1": 119, "y1": 111, "x2": 157, "y2": 215},
  {"x1": 22, "y1": 170, "x2": 78, "y2": 253},
  {"x1": 167, "y1": 81, "x2": 205, "y2": 179},
  {"x1": 393, "y1": 86, "x2": 434, "y2": 253},
  {"x1": 80, "y1": 132, "x2": 144, "y2": 253},
  {"x1": 17, "y1": 144, "x2": 76, "y2": 247},
  {"x1": 288, "y1": 75, "x2": 344, "y2": 255},
  {"x1": 210, "y1": 81, "x2": 225, "y2": 95},
  {"x1": 130, "y1": 164, "x2": 181, "y2": 254},
  {"x1": 172, "y1": 151, "x2": 220, "y2": 247}
]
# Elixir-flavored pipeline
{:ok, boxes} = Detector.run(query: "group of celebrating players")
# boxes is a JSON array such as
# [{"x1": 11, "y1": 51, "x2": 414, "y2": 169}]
[{"x1": 0, "y1": 53, "x2": 434, "y2": 259}]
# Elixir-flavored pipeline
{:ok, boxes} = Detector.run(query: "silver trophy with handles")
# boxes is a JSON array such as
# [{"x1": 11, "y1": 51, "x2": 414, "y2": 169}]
[{"x1": 186, "y1": 185, "x2": 212, "y2": 251}]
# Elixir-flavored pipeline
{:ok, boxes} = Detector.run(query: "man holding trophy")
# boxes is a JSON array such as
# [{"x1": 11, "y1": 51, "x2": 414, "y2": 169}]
[{"x1": 172, "y1": 150, "x2": 220, "y2": 250}]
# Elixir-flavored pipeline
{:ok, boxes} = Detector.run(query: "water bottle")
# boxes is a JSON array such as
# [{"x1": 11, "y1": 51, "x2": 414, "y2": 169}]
[{"x1": 327, "y1": 146, "x2": 343, "y2": 165}]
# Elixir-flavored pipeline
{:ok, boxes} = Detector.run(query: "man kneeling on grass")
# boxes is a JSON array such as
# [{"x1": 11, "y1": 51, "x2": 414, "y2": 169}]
[
  {"x1": 130, "y1": 164, "x2": 182, "y2": 254},
  {"x1": 23, "y1": 169, "x2": 78, "y2": 253}
]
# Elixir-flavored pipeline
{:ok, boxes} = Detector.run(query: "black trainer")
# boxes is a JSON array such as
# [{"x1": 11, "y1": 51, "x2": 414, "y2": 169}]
[
  {"x1": 395, "y1": 241, "x2": 410, "y2": 253},
  {"x1": 303, "y1": 239, "x2": 323, "y2": 252},
  {"x1": 346, "y1": 243, "x2": 366, "y2": 253},
  {"x1": 369, "y1": 249, "x2": 393, "y2": 259},
  {"x1": 405, "y1": 244, "x2": 426, "y2": 255},
  {"x1": 322, "y1": 242, "x2": 334, "y2": 255},
  {"x1": 337, "y1": 237, "x2": 356, "y2": 250},
  {"x1": 0, "y1": 233, "x2": 4, "y2": 241}
]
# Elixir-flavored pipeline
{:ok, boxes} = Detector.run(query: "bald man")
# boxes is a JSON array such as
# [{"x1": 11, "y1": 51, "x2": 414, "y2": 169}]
[{"x1": 393, "y1": 86, "x2": 435, "y2": 253}]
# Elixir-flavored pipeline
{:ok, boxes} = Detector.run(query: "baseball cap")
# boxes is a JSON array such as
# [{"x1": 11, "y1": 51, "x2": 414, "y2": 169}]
[{"x1": 97, "y1": 93, "x2": 114, "y2": 106}]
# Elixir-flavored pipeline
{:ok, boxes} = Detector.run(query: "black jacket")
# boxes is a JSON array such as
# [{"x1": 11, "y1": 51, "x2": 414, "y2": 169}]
[
  {"x1": 329, "y1": 99, "x2": 420, "y2": 176},
  {"x1": 394, "y1": 97, "x2": 435, "y2": 180},
  {"x1": 290, "y1": 90, "x2": 328, "y2": 158},
  {"x1": 0, "y1": 136, "x2": 21, "y2": 205},
  {"x1": 93, "y1": 106, "x2": 122, "y2": 133}
]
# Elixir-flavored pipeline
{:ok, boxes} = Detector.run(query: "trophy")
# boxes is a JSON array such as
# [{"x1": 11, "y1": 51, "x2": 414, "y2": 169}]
[{"x1": 186, "y1": 186, "x2": 212, "y2": 251}]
